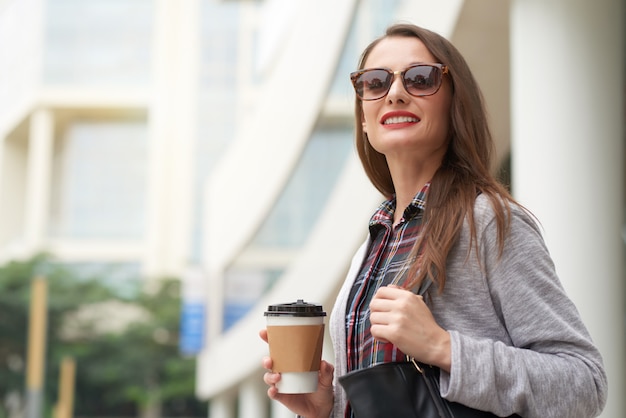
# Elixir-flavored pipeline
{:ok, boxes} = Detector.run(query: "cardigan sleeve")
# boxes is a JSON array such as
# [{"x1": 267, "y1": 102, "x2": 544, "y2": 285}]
[{"x1": 436, "y1": 200, "x2": 607, "y2": 417}]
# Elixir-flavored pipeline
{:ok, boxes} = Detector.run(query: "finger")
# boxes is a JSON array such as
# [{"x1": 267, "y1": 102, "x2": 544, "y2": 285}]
[
  {"x1": 267, "y1": 388, "x2": 290, "y2": 403},
  {"x1": 369, "y1": 298, "x2": 388, "y2": 312},
  {"x1": 263, "y1": 370, "x2": 281, "y2": 386},
  {"x1": 267, "y1": 385, "x2": 279, "y2": 399},
  {"x1": 370, "y1": 318, "x2": 394, "y2": 342},
  {"x1": 370, "y1": 326, "x2": 390, "y2": 343},
  {"x1": 372, "y1": 285, "x2": 405, "y2": 302},
  {"x1": 259, "y1": 329, "x2": 268, "y2": 342},
  {"x1": 369, "y1": 310, "x2": 392, "y2": 326},
  {"x1": 369, "y1": 295, "x2": 400, "y2": 313},
  {"x1": 262, "y1": 356, "x2": 273, "y2": 370},
  {"x1": 373, "y1": 287, "x2": 423, "y2": 311}
]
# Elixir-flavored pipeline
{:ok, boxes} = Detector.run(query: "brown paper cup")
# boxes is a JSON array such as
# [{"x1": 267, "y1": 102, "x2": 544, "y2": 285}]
[{"x1": 265, "y1": 300, "x2": 326, "y2": 393}]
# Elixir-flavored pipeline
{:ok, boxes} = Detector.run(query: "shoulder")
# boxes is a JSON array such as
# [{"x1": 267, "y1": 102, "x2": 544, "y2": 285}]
[{"x1": 472, "y1": 193, "x2": 542, "y2": 237}]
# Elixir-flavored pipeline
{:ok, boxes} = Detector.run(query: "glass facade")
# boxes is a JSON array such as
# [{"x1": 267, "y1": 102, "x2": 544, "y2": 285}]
[
  {"x1": 250, "y1": 126, "x2": 354, "y2": 248},
  {"x1": 191, "y1": 1, "x2": 242, "y2": 262},
  {"x1": 43, "y1": 0, "x2": 153, "y2": 85},
  {"x1": 50, "y1": 120, "x2": 148, "y2": 239}
]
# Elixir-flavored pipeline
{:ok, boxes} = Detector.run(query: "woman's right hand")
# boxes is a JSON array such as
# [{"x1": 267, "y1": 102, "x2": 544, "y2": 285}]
[{"x1": 259, "y1": 329, "x2": 335, "y2": 418}]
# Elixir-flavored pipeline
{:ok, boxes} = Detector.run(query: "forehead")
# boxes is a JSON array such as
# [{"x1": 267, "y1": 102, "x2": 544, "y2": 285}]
[{"x1": 364, "y1": 36, "x2": 436, "y2": 69}]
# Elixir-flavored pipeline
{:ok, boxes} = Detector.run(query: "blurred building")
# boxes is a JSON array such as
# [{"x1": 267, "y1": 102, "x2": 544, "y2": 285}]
[{"x1": 0, "y1": 0, "x2": 623, "y2": 418}]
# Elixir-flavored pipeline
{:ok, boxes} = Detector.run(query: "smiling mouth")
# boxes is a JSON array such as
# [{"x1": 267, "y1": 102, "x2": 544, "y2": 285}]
[{"x1": 382, "y1": 116, "x2": 420, "y2": 125}]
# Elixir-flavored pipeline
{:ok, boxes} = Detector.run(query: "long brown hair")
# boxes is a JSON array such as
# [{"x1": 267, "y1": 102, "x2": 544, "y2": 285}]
[{"x1": 354, "y1": 23, "x2": 517, "y2": 292}]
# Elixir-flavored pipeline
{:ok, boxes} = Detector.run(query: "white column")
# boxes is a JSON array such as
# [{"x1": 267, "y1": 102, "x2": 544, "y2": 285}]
[
  {"x1": 511, "y1": 1, "x2": 624, "y2": 417},
  {"x1": 209, "y1": 392, "x2": 235, "y2": 418},
  {"x1": 239, "y1": 375, "x2": 268, "y2": 418},
  {"x1": 24, "y1": 108, "x2": 54, "y2": 253},
  {"x1": 0, "y1": 133, "x2": 6, "y2": 243},
  {"x1": 144, "y1": 0, "x2": 200, "y2": 277},
  {"x1": 270, "y1": 401, "x2": 294, "y2": 418}
]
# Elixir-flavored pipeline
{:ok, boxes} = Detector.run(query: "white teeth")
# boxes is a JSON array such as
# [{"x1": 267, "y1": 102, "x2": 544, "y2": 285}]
[{"x1": 383, "y1": 116, "x2": 419, "y2": 125}]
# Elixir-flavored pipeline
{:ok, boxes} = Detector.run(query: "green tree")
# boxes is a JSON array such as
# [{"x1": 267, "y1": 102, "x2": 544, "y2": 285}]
[
  {"x1": 0, "y1": 254, "x2": 118, "y2": 416},
  {"x1": 0, "y1": 255, "x2": 207, "y2": 417}
]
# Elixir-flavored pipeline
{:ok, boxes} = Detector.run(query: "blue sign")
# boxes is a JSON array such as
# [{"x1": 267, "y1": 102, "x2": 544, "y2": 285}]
[{"x1": 179, "y1": 302, "x2": 205, "y2": 356}]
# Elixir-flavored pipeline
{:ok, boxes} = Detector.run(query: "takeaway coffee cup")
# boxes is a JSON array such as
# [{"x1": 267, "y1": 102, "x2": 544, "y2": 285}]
[{"x1": 264, "y1": 299, "x2": 326, "y2": 393}]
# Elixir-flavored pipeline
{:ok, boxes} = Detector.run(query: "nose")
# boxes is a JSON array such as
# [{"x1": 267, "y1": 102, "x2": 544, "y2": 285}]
[{"x1": 386, "y1": 72, "x2": 408, "y2": 101}]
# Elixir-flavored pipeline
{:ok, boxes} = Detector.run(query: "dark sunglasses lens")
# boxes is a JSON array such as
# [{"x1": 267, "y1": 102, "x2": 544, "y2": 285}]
[
  {"x1": 404, "y1": 65, "x2": 442, "y2": 96},
  {"x1": 355, "y1": 70, "x2": 392, "y2": 100}
]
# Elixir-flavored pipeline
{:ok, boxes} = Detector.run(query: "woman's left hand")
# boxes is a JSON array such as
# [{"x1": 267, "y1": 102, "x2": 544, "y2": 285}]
[{"x1": 369, "y1": 285, "x2": 451, "y2": 372}]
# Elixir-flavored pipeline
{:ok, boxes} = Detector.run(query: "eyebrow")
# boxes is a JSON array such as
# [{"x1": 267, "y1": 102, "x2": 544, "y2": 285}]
[{"x1": 361, "y1": 62, "x2": 436, "y2": 71}]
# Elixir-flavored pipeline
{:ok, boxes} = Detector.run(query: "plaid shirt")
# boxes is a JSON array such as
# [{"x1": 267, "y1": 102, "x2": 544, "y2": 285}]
[
  {"x1": 344, "y1": 184, "x2": 429, "y2": 417},
  {"x1": 345, "y1": 183, "x2": 429, "y2": 372}
]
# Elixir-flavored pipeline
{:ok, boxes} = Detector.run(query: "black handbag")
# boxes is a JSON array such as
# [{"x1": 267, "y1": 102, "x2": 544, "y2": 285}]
[
  {"x1": 338, "y1": 357, "x2": 520, "y2": 417},
  {"x1": 339, "y1": 278, "x2": 521, "y2": 418}
]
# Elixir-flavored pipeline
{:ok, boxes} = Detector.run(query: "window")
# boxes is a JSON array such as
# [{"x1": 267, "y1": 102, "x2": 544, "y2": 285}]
[
  {"x1": 50, "y1": 120, "x2": 147, "y2": 239},
  {"x1": 44, "y1": 0, "x2": 153, "y2": 85}
]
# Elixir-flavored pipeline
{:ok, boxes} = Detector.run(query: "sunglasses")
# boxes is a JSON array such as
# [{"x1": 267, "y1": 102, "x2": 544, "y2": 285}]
[{"x1": 350, "y1": 63, "x2": 449, "y2": 101}]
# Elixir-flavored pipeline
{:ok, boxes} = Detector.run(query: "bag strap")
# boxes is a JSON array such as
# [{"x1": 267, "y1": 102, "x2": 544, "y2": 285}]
[
  {"x1": 406, "y1": 277, "x2": 456, "y2": 417},
  {"x1": 402, "y1": 275, "x2": 433, "y2": 368},
  {"x1": 415, "y1": 277, "x2": 433, "y2": 297}
]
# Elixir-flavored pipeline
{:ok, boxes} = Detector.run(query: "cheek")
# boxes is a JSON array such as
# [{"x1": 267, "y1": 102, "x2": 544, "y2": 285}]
[
  {"x1": 437, "y1": 103, "x2": 452, "y2": 128},
  {"x1": 361, "y1": 104, "x2": 378, "y2": 133},
  {"x1": 433, "y1": 114, "x2": 452, "y2": 141},
  {"x1": 432, "y1": 98, "x2": 453, "y2": 132},
  {"x1": 439, "y1": 90, "x2": 453, "y2": 125}
]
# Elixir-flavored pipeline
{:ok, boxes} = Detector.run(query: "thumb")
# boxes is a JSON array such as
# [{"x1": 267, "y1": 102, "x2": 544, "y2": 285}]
[{"x1": 319, "y1": 360, "x2": 334, "y2": 388}]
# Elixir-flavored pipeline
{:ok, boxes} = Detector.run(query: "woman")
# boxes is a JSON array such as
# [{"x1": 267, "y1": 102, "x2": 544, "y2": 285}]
[{"x1": 261, "y1": 23, "x2": 607, "y2": 418}]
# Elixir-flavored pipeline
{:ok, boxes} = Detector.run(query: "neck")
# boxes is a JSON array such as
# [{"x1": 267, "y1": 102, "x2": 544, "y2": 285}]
[
  {"x1": 393, "y1": 181, "x2": 427, "y2": 227},
  {"x1": 387, "y1": 158, "x2": 439, "y2": 225}
]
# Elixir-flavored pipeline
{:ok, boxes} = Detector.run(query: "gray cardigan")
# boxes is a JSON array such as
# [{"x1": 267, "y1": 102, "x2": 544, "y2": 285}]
[{"x1": 329, "y1": 194, "x2": 607, "y2": 417}]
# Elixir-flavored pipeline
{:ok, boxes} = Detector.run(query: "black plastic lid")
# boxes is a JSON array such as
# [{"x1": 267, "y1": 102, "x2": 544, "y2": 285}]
[{"x1": 264, "y1": 299, "x2": 326, "y2": 317}]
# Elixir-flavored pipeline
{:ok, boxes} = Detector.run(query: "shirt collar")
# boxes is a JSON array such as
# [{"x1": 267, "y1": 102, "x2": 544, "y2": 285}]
[{"x1": 369, "y1": 182, "x2": 430, "y2": 229}]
